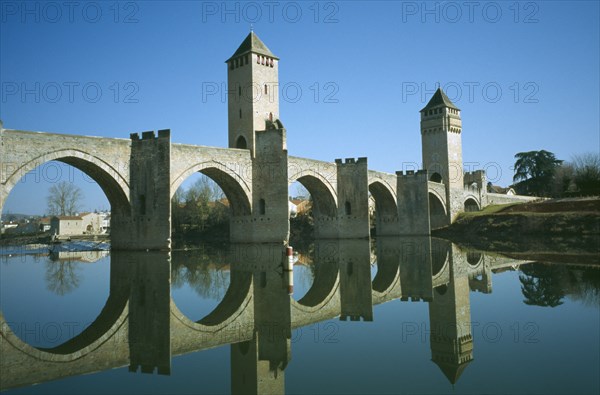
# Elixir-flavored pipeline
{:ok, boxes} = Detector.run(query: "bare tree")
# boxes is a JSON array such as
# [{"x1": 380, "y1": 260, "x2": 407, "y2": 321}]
[
  {"x1": 572, "y1": 152, "x2": 600, "y2": 195},
  {"x1": 47, "y1": 181, "x2": 83, "y2": 216},
  {"x1": 45, "y1": 259, "x2": 81, "y2": 295}
]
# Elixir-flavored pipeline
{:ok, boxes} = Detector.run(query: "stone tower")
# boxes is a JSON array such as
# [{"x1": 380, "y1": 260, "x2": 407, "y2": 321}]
[
  {"x1": 226, "y1": 32, "x2": 279, "y2": 155},
  {"x1": 420, "y1": 88, "x2": 463, "y2": 220}
]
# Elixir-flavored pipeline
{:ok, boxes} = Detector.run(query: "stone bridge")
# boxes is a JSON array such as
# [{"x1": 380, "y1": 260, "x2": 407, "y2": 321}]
[
  {"x1": 0, "y1": 238, "x2": 534, "y2": 391},
  {"x1": 0, "y1": 125, "x2": 536, "y2": 250},
  {"x1": 0, "y1": 32, "x2": 538, "y2": 248}
]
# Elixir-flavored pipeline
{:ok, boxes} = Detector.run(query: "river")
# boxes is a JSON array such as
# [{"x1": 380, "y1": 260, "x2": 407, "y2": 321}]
[{"x1": 0, "y1": 237, "x2": 598, "y2": 394}]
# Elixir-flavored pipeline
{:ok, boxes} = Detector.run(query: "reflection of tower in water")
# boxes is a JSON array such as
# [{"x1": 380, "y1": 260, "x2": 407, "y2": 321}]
[
  {"x1": 230, "y1": 243, "x2": 291, "y2": 394},
  {"x1": 428, "y1": 243, "x2": 474, "y2": 385}
]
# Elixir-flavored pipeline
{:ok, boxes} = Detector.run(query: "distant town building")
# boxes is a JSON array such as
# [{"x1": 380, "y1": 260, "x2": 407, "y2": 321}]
[
  {"x1": 487, "y1": 183, "x2": 516, "y2": 195},
  {"x1": 39, "y1": 217, "x2": 52, "y2": 232},
  {"x1": 50, "y1": 212, "x2": 110, "y2": 236},
  {"x1": 0, "y1": 221, "x2": 19, "y2": 234}
]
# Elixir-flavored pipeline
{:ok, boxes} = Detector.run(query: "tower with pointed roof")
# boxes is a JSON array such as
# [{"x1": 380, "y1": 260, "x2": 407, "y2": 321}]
[
  {"x1": 420, "y1": 88, "x2": 464, "y2": 220},
  {"x1": 226, "y1": 31, "x2": 279, "y2": 155}
]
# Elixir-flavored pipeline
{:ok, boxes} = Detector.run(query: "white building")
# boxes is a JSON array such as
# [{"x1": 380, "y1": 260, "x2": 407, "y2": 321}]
[{"x1": 50, "y1": 212, "x2": 110, "y2": 236}]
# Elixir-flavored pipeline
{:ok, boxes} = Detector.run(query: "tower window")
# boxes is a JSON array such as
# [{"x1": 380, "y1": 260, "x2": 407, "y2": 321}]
[
  {"x1": 245, "y1": 55, "x2": 249, "y2": 64},
  {"x1": 239, "y1": 109, "x2": 242, "y2": 119},
  {"x1": 238, "y1": 86, "x2": 241, "y2": 96},
  {"x1": 257, "y1": 55, "x2": 260, "y2": 64},
  {"x1": 264, "y1": 84, "x2": 268, "y2": 94},
  {"x1": 259, "y1": 199, "x2": 266, "y2": 215},
  {"x1": 235, "y1": 135, "x2": 247, "y2": 149},
  {"x1": 229, "y1": 61, "x2": 233, "y2": 70},
  {"x1": 270, "y1": 58, "x2": 274, "y2": 67},
  {"x1": 430, "y1": 173, "x2": 443, "y2": 183}
]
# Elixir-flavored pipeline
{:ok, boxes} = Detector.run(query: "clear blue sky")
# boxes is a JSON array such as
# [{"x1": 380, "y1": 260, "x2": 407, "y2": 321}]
[{"x1": 1, "y1": 1, "x2": 599, "y2": 215}]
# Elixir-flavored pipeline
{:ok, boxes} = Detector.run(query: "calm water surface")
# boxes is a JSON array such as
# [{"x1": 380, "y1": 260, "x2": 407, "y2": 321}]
[{"x1": 1, "y1": 238, "x2": 598, "y2": 394}]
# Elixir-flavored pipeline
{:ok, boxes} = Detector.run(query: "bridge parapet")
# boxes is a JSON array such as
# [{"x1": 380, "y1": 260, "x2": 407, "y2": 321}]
[{"x1": 0, "y1": 129, "x2": 132, "y2": 215}]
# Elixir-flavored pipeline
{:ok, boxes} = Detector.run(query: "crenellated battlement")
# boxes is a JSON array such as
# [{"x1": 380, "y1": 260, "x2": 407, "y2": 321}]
[
  {"x1": 396, "y1": 169, "x2": 428, "y2": 178},
  {"x1": 463, "y1": 169, "x2": 487, "y2": 191},
  {"x1": 335, "y1": 157, "x2": 367, "y2": 165}
]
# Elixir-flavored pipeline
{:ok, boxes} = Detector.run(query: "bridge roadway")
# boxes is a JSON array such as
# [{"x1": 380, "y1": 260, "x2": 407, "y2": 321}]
[{"x1": 0, "y1": 238, "x2": 534, "y2": 391}]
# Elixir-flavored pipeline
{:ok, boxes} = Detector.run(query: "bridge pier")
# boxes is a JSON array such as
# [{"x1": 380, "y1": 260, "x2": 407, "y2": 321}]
[
  {"x1": 338, "y1": 238, "x2": 373, "y2": 321},
  {"x1": 231, "y1": 242, "x2": 290, "y2": 394},
  {"x1": 335, "y1": 158, "x2": 370, "y2": 239},
  {"x1": 396, "y1": 170, "x2": 431, "y2": 235},
  {"x1": 113, "y1": 130, "x2": 172, "y2": 251},
  {"x1": 399, "y1": 236, "x2": 434, "y2": 302},
  {"x1": 232, "y1": 126, "x2": 289, "y2": 243},
  {"x1": 127, "y1": 252, "x2": 171, "y2": 375}
]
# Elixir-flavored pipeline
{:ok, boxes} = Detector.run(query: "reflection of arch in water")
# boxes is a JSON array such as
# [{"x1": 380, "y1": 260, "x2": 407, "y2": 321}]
[
  {"x1": 294, "y1": 258, "x2": 339, "y2": 310},
  {"x1": 1, "y1": 150, "x2": 130, "y2": 216},
  {"x1": 431, "y1": 238, "x2": 451, "y2": 287},
  {"x1": 0, "y1": 285, "x2": 129, "y2": 362},
  {"x1": 371, "y1": 238, "x2": 401, "y2": 295},
  {"x1": 372, "y1": 261, "x2": 400, "y2": 296},
  {"x1": 466, "y1": 251, "x2": 483, "y2": 267},
  {"x1": 170, "y1": 271, "x2": 253, "y2": 332},
  {"x1": 291, "y1": 241, "x2": 341, "y2": 325},
  {"x1": 465, "y1": 250, "x2": 486, "y2": 281},
  {"x1": 434, "y1": 284, "x2": 448, "y2": 296},
  {"x1": 171, "y1": 161, "x2": 251, "y2": 216}
]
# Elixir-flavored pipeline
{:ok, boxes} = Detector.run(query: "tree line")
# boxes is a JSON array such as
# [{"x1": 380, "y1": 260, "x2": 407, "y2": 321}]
[
  {"x1": 512, "y1": 151, "x2": 600, "y2": 197},
  {"x1": 171, "y1": 175, "x2": 230, "y2": 240}
]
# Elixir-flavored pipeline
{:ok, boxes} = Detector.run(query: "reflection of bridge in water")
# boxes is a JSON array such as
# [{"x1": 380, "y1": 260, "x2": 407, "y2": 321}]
[{"x1": 0, "y1": 238, "x2": 534, "y2": 392}]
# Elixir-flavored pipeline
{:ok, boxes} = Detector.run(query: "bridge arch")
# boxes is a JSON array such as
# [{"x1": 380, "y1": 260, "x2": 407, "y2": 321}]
[
  {"x1": 288, "y1": 174, "x2": 337, "y2": 218},
  {"x1": 464, "y1": 196, "x2": 480, "y2": 212},
  {"x1": 1, "y1": 149, "x2": 130, "y2": 215},
  {"x1": 171, "y1": 161, "x2": 252, "y2": 216},
  {"x1": 428, "y1": 192, "x2": 448, "y2": 230},
  {"x1": 368, "y1": 180, "x2": 398, "y2": 235}
]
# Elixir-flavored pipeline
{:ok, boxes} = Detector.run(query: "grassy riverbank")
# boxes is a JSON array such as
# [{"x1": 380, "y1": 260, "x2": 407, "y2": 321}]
[{"x1": 433, "y1": 198, "x2": 600, "y2": 259}]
